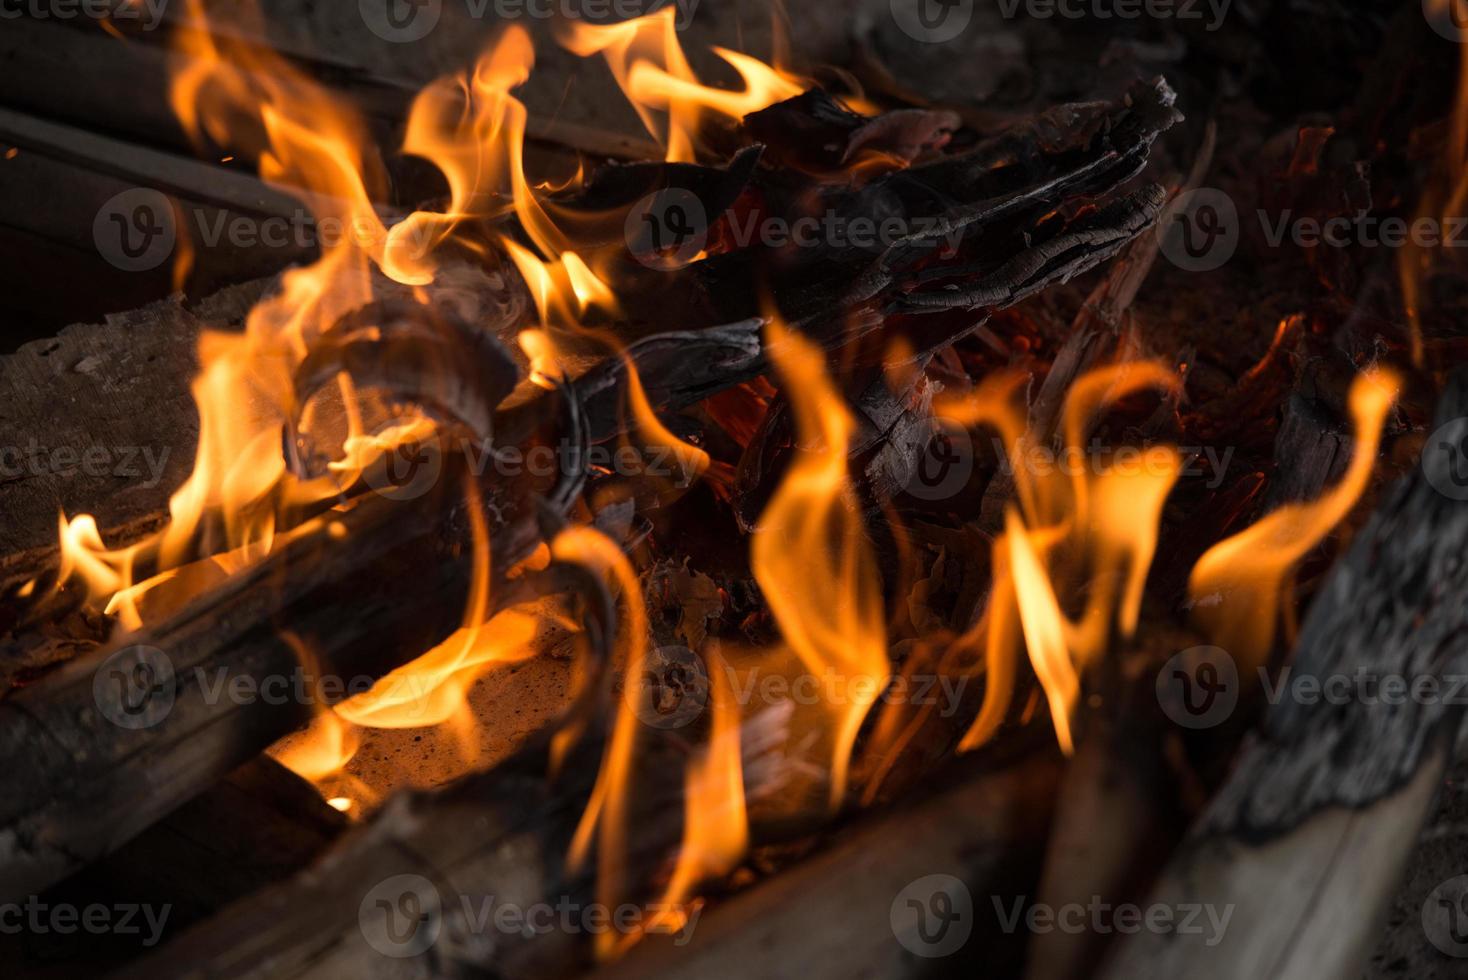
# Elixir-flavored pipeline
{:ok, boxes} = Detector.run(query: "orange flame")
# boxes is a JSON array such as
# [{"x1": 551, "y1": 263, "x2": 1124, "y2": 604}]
[
  {"x1": 946, "y1": 363, "x2": 1183, "y2": 753},
  {"x1": 1188, "y1": 368, "x2": 1400, "y2": 667},
  {"x1": 558, "y1": 10, "x2": 806, "y2": 162},
  {"x1": 644, "y1": 652, "x2": 747, "y2": 940},
  {"x1": 749, "y1": 321, "x2": 887, "y2": 806},
  {"x1": 557, "y1": 525, "x2": 653, "y2": 961}
]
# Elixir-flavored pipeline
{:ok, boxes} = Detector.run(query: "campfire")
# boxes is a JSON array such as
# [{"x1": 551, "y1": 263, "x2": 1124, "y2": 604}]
[{"x1": 3, "y1": 1, "x2": 1468, "y2": 977}]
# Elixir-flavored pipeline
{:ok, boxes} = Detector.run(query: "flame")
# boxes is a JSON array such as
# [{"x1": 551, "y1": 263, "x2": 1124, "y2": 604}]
[
  {"x1": 557, "y1": 525, "x2": 652, "y2": 961},
  {"x1": 334, "y1": 611, "x2": 540, "y2": 729},
  {"x1": 944, "y1": 363, "x2": 1182, "y2": 753},
  {"x1": 644, "y1": 652, "x2": 747, "y2": 939},
  {"x1": 558, "y1": 10, "x2": 806, "y2": 162},
  {"x1": 1188, "y1": 368, "x2": 1400, "y2": 667},
  {"x1": 749, "y1": 321, "x2": 887, "y2": 807},
  {"x1": 1399, "y1": 22, "x2": 1468, "y2": 367},
  {"x1": 1004, "y1": 509, "x2": 1078, "y2": 752}
]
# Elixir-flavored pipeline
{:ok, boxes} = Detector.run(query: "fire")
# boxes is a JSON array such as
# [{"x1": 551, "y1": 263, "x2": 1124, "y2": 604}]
[
  {"x1": 941, "y1": 364, "x2": 1183, "y2": 754},
  {"x1": 1399, "y1": 18, "x2": 1468, "y2": 367},
  {"x1": 557, "y1": 525, "x2": 655, "y2": 960},
  {"x1": 44, "y1": 2, "x2": 1416, "y2": 960},
  {"x1": 642, "y1": 652, "x2": 747, "y2": 941},
  {"x1": 51, "y1": 0, "x2": 460, "y2": 630},
  {"x1": 1188, "y1": 368, "x2": 1400, "y2": 668},
  {"x1": 749, "y1": 321, "x2": 887, "y2": 806},
  {"x1": 558, "y1": 9, "x2": 807, "y2": 163}
]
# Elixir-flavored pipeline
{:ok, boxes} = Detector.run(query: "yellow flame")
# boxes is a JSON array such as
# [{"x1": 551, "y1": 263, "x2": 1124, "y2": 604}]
[
  {"x1": 1188, "y1": 368, "x2": 1400, "y2": 667},
  {"x1": 644, "y1": 652, "x2": 747, "y2": 940},
  {"x1": 749, "y1": 321, "x2": 887, "y2": 807},
  {"x1": 557, "y1": 525, "x2": 652, "y2": 961},
  {"x1": 559, "y1": 10, "x2": 806, "y2": 162},
  {"x1": 946, "y1": 364, "x2": 1182, "y2": 753}
]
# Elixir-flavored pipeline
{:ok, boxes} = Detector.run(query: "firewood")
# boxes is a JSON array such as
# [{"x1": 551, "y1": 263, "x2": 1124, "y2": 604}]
[
  {"x1": 1098, "y1": 369, "x2": 1468, "y2": 980},
  {"x1": 0, "y1": 469, "x2": 514, "y2": 903},
  {"x1": 593, "y1": 754, "x2": 1064, "y2": 980},
  {"x1": 117, "y1": 718, "x2": 1060, "y2": 980}
]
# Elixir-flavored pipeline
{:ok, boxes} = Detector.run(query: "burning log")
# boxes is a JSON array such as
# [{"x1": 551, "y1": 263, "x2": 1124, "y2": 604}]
[
  {"x1": 594, "y1": 754, "x2": 1064, "y2": 980},
  {"x1": 117, "y1": 711, "x2": 1060, "y2": 980},
  {"x1": 0, "y1": 470, "x2": 517, "y2": 902},
  {"x1": 1099, "y1": 370, "x2": 1468, "y2": 980}
]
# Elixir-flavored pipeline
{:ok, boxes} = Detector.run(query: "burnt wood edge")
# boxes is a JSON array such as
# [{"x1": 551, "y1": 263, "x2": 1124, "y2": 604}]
[{"x1": 1097, "y1": 369, "x2": 1468, "y2": 980}]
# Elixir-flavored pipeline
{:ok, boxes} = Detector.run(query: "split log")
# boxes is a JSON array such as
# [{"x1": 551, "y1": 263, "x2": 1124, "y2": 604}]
[
  {"x1": 0, "y1": 756, "x2": 348, "y2": 975},
  {"x1": 592, "y1": 753, "x2": 1063, "y2": 980},
  {"x1": 0, "y1": 312, "x2": 770, "y2": 902},
  {"x1": 118, "y1": 719, "x2": 1060, "y2": 980},
  {"x1": 1099, "y1": 369, "x2": 1468, "y2": 980},
  {"x1": 0, "y1": 468, "x2": 514, "y2": 903}
]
